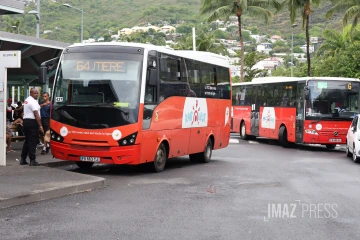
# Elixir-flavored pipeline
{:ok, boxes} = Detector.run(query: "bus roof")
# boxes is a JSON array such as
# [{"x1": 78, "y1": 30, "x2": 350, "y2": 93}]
[
  {"x1": 232, "y1": 76, "x2": 360, "y2": 86},
  {"x1": 65, "y1": 42, "x2": 230, "y2": 68}
]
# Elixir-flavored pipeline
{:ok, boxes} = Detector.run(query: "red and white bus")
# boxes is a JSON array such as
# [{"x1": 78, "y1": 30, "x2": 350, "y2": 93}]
[
  {"x1": 39, "y1": 42, "x2": 232, "y2": 172},
  {"x1": 231, "y1": 77, "x2": 360, "y2": 148}
]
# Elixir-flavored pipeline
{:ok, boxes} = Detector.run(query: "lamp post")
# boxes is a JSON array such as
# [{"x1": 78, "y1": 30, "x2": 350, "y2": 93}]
[
  {"x1": 291, "y1": 24, "x2": 297, "y2": 77},
  {"x1": 63, "y1": 2, "x2": 85, "y2": 43},
  {"x1": 28, "y1": 10, "x2": 40, "y2": 38}
]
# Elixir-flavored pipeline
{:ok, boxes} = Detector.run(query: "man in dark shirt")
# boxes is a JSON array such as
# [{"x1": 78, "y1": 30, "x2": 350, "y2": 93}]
[{"x1": 40, "y1": 92, "x2": 51, "y2": 154}]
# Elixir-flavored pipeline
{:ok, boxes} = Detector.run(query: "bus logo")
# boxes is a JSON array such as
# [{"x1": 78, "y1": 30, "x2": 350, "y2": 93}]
[
  {"x1": 182, "y1": 98, "x2": 208, "y2": 128},
  {"x1": 261, "y1": 107, "x2": 276, "y2": 129}
]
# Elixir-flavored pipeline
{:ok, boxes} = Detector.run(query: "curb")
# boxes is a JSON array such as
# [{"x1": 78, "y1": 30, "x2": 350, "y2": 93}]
[
  {"x1": 41, "y1": 160, "x2": 76, "y2": 168},
  {"x1": 0, "y1": 177, "x2": 107, "y2": 209}
]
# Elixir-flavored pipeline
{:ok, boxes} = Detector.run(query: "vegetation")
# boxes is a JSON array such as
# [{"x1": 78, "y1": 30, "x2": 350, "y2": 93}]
[
  {"x1": 0, "y1": 0, "x2": 359, "y2": 79},
  {"x1": 200, "y1": 0, "x2": 280, "y2": 82}
]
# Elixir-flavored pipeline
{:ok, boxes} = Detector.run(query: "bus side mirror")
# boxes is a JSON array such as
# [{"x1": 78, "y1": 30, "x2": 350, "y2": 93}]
[
  {"x1": 39, "y1": 66, "x2": 47, "y2": 84},
  {"x1": 39, "y1": 57, "x2": 60, "y2": 84},
  {"x1": 147, "y1": 68, "x2": 157, "y2": 87},
  {"x1": 303, "y1": 87, "x2": 310, "y2": 100}
]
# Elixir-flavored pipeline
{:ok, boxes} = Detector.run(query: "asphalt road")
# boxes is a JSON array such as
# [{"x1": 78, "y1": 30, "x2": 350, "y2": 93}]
[{"x1": 1, "y1": 134, "x2": 360, "y2": 240}]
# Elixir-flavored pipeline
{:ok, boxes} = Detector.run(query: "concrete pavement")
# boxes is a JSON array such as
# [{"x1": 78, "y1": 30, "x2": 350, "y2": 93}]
[
  {"x1": 1, "y1": 142, "x2": 106, "y2": 209},
  {"x1": 1, "y1": 136, "x2": 358, "y2": 239}
]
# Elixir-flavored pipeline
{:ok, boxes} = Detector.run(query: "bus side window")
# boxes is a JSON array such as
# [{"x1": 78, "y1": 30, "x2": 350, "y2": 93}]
[
  {"x1": 145, "y1": 50, "x2": 158, "y2": 103},
  {"x1": 185, "y1": 59, "x2": 201, "y2": 97}
]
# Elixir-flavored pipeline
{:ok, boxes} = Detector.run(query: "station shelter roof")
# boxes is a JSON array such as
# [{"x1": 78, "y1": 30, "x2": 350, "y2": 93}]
[
  {"x1": 0, "y1": 0, "x2": 24, "y2": 15},
  {"x1": 0, "y1": 31, "x2": 71, "y2": 86}
]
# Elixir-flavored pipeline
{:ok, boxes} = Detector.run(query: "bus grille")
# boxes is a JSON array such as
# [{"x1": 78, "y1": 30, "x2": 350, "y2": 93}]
[
  {"x1": 70, "y1": 145, "x2": 110, "y2": 151},
  {"x1": 318, "y1": 131, "x2": 347, "y2": 136}
]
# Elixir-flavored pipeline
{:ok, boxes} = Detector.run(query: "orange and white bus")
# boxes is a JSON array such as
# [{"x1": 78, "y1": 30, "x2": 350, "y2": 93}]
[
  {"x1": 231, "y1": 77, "x2": 360, "y2": 148},
  {"x1": 39, "y1": 42, "x2": 232, "y2": 172}
]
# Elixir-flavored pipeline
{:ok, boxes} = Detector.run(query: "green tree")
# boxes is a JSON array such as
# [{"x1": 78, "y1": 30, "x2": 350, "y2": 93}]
[
  {"x1": 242, "y1": 51, "x2": 269, "y2": 81},
  {"x1": 313, "y1": 41, "x2": 360, "y2": 78},
  {"x1": 200, "y1": 0, "x2": 281, "y2": 82},
  {"x1": 280, "y1": 0, "x2": 321, "y2": 76},
  {"x1": 326, "y1": 0, "x2": 360, "y2": 31},
  {"x1": 316, "y1": 25, "x2": 360, "y2": 58},
  {"x1": 232, "y1": 76, "x2": 241, "y2": 83},
  {"x1": 173, "y1": 32, "x2": 228, "y2": 55},
  {"x1": 293, "y1": 46, "x2": 304, "y2": 53}
]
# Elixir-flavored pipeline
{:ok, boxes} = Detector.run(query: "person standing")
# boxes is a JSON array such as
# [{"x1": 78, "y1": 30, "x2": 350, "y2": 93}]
[
  {"x1": 20, "y1": 88, "x2": 44, "y2": 166},
  {"x1": 6, "y1": 99, "x2": 15, "y2": 125},
  {"x1": 40, "y1": 92, "x2": 51, "y2": 154}
]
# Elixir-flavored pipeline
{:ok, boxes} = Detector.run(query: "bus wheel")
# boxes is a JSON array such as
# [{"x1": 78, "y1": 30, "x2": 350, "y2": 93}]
[
  {"x1": 278, "y1": 126, "x2": 289, "y2": 148},
  {"x1": 240, "y1": 122, "x2": 248, "y2": 140},
  {"x1": 76, "y1": 161, "x2": 94, "y2": 169},
  {"x1": 152, "y1": 143, "x2": 167, "y2": 172},
  {"x1": 325, "y1": 144, "x2": 336, "y2": 149},
  {"x1": 199, "y1": 138, "x2": 213, "y2": 163}
]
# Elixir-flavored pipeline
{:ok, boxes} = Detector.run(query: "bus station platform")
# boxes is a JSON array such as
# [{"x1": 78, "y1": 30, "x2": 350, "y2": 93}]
[{"x1": 1, "y1": 142, "x2": 107, "y2": 209}]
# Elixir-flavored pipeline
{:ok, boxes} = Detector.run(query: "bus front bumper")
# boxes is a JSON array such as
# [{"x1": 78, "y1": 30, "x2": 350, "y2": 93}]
[{"x1": 50, "y1": 141, "x2": 141, "y2": 165}]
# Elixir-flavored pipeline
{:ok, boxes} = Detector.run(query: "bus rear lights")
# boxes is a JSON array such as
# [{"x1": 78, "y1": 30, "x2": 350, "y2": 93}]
[
  {"x1": 305, "y1": 129, "x2": 319, "y2": 135},
  {"x1": 118, "y1": 132, "x2": 138, "y2": 146}
]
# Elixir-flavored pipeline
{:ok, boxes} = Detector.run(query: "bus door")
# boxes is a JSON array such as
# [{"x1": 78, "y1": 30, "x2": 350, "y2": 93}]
[
  {"x1": 295, "y1": 82, "x2": 305, "y2": 143},
  {"x1": 250, "y1": 86, "x2": 260, "y2": 136}
]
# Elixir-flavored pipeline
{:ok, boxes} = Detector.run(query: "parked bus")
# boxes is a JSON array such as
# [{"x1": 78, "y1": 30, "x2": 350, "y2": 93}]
[
  {"x1": 231, "y1": 77, "x2": 360, "y2": 148},
  {"x1": 39, "y1": 42, "x2": 232, "y2": 172}
]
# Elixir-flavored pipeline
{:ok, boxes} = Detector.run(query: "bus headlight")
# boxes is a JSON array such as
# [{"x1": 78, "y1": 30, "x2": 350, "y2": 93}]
[
  {"x1": 118, "y1": 132, "x2": 138, "y2": 146},
  {"x1": 305, "y1": 129, "x2": 319, "y2": 135},
  {"x1": 50, "y1": 129, "x2": 64, "y2": 142}
]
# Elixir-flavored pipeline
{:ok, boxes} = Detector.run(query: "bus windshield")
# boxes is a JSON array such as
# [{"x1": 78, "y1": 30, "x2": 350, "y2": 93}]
[
  {"x1": 52, "y1": 51, "x2": 143, "y2": 129},
  {"x1": 306, "y1": 80, "x2": 360, "y2": 121}
]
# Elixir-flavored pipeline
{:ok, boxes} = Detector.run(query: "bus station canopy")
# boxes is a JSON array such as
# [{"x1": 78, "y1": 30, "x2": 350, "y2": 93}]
[
  {"x1": 0, "y1": 0, "x2": 24, "y2": 15},
  {"x1": 0, "y1": 31, "x2": 71, "y2": 86}
]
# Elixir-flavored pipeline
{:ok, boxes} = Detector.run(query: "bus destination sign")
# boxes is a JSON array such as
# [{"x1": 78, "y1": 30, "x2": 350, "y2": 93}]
[{"x1": 76, "y1": 60, "x2": 127, "y2": 72}]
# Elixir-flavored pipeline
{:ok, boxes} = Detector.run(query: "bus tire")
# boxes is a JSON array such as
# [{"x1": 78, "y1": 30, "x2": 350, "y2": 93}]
[
  {"x1": 76, "y1": 161, "x2": 94, "y2": 169},
  {"x1": 152, "y1": 143, "x2": 167, "y2": 172},
  {"x1": 240, "y1": 122, "x2": 249, "y2": 140},
  {"x1": 199, "y1": 138, "x2": 213, "y2": 163},
  {"x1": 325, "y1": 144, "x2": 336, "y2": 149},
  {"x1": 278, "y1": 125, "x2": 289, "y2": 148}
]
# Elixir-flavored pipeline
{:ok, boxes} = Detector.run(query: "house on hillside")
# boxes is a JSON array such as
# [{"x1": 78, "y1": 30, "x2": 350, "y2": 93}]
[
  {"x1": 250, "y1": 35, "x2": 266, "y2": 43},
  {"x1": 119, "y1": 28, "x2": 133, "y2": 35},
  {"x1": 270, "y1": 35, "x2": 283, "y2": 43},
  {"x1": 300, "y1": 44, "x2": 314, "y2": 53},
  {"x1": 256, "y1": 43, "x2": 272, "y2": 54},
  {"x1": 253, "y1": 57, "x2": 283, "y2": 74},
  {"x1": 161, "y1": 25, "x2": 176, "y2": 33}
]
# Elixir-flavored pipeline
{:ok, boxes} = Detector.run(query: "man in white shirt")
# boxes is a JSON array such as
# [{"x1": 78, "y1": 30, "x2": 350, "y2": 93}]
[{"x1": 20, "y1": 88, "x2": 44, "y2": 166}]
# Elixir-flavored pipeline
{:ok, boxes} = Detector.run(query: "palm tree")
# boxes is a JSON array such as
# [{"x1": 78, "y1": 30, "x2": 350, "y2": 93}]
[
  {"x1": 200, "y1": 0, "x2": 280, "y2": 82},
  {"x1": 326, "y1": 0, "x2": 360, "y2": 31},
  {"x1": 172, "y1": 32, "x2": 228, "y2": 55},
  {"x1": 280, "y1": 0, "x2": 321, "y2": 76},
  {"x1": 5, "y1": 19, "x2": 21, "y2": 34},
  {"x1": 316, "y1": 25, "x2": 360, "y2": 58}
]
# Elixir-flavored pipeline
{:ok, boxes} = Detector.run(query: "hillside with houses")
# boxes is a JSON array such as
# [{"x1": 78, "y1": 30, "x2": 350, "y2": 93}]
[{"x1": 80, "y1": 17, "x2": 319, "y2": 80}]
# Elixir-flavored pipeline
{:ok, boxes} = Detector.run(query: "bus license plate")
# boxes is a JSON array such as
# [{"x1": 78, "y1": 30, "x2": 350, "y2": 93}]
[
  {"x1": 80, "y1": 156, "x2": 100, "y2": 162},
  {"x1": 329, "y1": 139, "x2": 342, "y2": 143}
]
